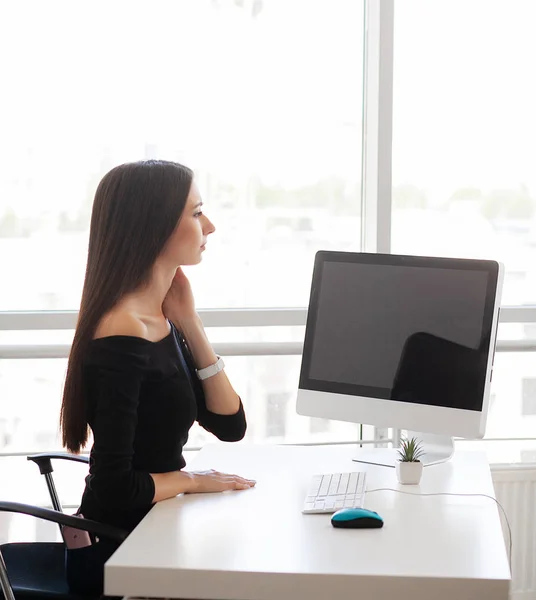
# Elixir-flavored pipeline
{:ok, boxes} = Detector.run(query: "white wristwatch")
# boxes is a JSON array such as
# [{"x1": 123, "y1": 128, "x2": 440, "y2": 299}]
[{"x1": 196, "y1": 355, "x2": 225, "y2": 380}]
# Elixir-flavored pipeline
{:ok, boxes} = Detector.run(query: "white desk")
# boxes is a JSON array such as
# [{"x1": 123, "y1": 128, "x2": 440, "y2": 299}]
[{"x1": 105, "y1": 443, "x2": 510, "y2": 600}]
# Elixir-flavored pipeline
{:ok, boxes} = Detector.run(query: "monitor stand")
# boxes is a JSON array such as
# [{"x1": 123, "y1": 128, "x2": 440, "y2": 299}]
[{"x1": 352, "y1": 432, "x2": 454, "y2": 468}]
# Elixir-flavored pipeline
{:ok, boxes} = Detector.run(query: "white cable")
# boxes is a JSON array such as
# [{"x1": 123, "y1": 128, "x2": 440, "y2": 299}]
[{"x1": 366, "y1": 488, "x2": 513, "y2": 572}]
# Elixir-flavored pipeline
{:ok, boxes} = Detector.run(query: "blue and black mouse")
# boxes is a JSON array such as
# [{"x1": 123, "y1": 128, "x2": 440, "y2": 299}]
[{"x1": 331, "y1": 508, "x2": 384, "y2": 529}]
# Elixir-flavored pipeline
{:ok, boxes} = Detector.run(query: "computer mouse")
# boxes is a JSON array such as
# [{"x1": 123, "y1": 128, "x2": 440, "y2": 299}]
[{"x1": 331, "y1": 508, "x2": 384, "y2": 529}]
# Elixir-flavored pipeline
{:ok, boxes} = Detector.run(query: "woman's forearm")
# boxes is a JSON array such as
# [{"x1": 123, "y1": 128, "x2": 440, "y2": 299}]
[
  {"x1": 151, "y1": 469, "x2": 256, "y2": 501},
  {"x1": 150, "y1": 470, "x2": 196, "y2": 502},
  {"x1": 176, "y1": 315, "x2": 241, "y2": 415}
]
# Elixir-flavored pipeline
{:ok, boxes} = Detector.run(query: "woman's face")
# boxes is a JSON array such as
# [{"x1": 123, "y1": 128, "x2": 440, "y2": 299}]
[{"x1": 163, "y1": 180, "x2": 216, "y2": 266}]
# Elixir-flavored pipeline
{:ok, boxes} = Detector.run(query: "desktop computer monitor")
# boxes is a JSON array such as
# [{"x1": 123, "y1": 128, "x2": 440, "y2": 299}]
[{"x1": 296, "y1": 251, "x2": 504, "y2": 466}]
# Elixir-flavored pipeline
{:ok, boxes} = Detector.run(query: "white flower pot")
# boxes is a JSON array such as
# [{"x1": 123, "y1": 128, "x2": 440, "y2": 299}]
[{"x1": 395, "y1": 460, "x2": 423, "y2": 485}]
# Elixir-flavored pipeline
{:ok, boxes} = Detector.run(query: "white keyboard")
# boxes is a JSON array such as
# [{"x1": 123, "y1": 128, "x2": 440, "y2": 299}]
[{"x1": 302, "y1": 471, "x2": 367, "y2": 514}]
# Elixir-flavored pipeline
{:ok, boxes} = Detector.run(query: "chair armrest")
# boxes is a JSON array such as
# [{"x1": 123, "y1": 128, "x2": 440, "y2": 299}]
[
  {"x1": 27, "y1": 452, "x2": 89, "y2": 475},
  {"x1": 0, "y1": 501, "x2": 128, "y2": 543}
]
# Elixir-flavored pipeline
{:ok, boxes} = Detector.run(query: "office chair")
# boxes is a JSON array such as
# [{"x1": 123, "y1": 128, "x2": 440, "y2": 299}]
[{"x1": 0, "y1": 453, "x2": 127, "y2": 600}]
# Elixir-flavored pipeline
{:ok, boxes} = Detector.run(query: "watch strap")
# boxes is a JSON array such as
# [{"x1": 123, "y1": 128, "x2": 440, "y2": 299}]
[{"x1": 196, "y1": 355, "x2": 225, "y2": 380}]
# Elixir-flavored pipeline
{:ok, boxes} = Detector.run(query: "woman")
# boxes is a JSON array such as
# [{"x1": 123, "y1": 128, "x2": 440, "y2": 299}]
[{"x1": 60, "y1": 160, "x2": 255, "y2": 595}]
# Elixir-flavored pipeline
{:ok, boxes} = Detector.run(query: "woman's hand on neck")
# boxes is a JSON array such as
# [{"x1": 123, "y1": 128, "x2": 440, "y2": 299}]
[{"x1": 162, "y1": 267, "x2": 198, "y2": 328}]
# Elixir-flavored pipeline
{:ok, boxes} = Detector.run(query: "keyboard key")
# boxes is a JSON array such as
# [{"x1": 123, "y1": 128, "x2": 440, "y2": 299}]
[
  {"x1": 328, "y1": 476, "x2": 340, "y2": 495},
  {"x1": 337, "y1": 476, "x2": 349, "y2": 495},
  {"x1": 319, "y1": 476, "x2": 331, "y2": 497}
]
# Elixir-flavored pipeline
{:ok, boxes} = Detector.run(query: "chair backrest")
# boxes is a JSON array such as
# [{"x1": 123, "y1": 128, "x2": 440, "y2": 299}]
[
  {"x1": 0, "y1": 453, "x2": 88, "y2": 600},
  {"x1": 0, "y1": 456, "x2": 122, "y2": 600},
  {"x1": 0, "y1": 502, "x2": 126, "y2": 600}
]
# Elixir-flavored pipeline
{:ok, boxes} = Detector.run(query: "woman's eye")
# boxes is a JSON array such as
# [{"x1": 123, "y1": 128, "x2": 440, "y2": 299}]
[{"x1": 194, "y1": 211, "x2": 203, "y2": 218}]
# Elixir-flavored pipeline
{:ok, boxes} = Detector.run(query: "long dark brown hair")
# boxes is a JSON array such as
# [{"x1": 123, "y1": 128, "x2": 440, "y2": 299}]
[{"x1": 60, "y1": 160, "x2": 193, "y2": 453}]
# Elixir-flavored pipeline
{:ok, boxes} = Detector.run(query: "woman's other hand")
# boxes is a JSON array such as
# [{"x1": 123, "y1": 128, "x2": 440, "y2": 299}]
[{"x1": 186, "y1": 469, "x2": 256, "y2": 493}]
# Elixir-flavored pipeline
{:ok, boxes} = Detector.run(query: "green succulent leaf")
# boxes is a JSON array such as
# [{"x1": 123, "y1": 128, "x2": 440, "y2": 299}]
[{"x1": 398, "y1": 436, "x2": 425, "y2": 462}]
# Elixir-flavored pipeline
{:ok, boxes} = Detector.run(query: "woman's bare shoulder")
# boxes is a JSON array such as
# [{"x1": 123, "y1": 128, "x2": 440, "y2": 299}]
[{"x1": 93, "y1": 311, "x2": 149, "y2": 341}]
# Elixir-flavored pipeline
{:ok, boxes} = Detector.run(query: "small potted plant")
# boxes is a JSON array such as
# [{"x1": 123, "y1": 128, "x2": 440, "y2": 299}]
[{"x1": 395, "y1": 437, "x2": 424, "y2": 485}]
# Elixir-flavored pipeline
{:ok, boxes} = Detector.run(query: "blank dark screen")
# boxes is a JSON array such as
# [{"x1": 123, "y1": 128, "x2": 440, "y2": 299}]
[{"x1": 308, "y1": 261, "x2": 490, "y2": 410}]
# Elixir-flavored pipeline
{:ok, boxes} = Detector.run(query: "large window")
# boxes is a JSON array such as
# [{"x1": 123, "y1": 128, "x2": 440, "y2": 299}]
[
  {"x1": 2, "y1": 1, "x2": 536, "y2": 461},
  {"x1": 0, "y1": 0, "x2": 365, "y2": 452},
  {"x1": 0, "y1": 0, "x2": 364, "y2": 311}
]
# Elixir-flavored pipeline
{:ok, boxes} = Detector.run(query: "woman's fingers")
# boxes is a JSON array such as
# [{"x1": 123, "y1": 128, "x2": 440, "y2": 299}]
[{"x1": 220, "y1": 473, "x2": 256, "y2": 489}]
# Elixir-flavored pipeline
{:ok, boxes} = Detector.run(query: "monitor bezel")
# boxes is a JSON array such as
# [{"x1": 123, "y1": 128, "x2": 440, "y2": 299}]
[{"x1": 297, "y1": 251, "x2": 502, "y2": 437}]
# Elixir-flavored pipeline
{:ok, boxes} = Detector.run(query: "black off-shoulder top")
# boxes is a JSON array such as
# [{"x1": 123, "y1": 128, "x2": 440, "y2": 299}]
[{"x1": 78, "y1": 322, "x2": 246, "y2": 532}]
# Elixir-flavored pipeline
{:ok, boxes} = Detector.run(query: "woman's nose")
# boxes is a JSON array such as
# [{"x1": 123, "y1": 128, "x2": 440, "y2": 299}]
[{"x1": 204, "y1": 215, "x2": 216, "y2": 235}]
